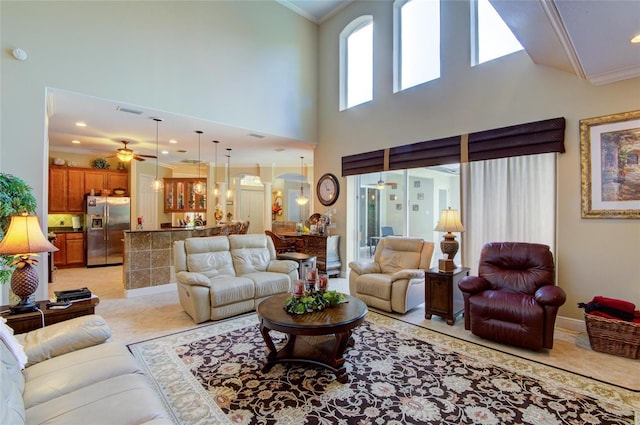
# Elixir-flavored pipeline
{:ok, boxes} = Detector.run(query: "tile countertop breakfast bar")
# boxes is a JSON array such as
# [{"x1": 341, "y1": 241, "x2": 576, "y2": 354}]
[{"x1": 122, "y1": 222, "x2": 248, "y2": 296}]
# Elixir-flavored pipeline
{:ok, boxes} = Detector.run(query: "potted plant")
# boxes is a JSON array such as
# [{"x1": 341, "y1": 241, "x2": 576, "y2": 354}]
[{"x1": 0, "y1": 173, "x2": 37, "y2": 285}]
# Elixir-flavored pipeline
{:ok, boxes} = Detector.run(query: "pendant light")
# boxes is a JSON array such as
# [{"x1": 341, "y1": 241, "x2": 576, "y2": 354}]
[
  {"x1": 226, "y1": 148, "x2": 233, "y2": 200},
  {"x1": 211, "y1": 140, "x2": 220, "y2": 197},
  {"x1": 376, "y1": 173, "x2": 386, "y2": 191},
  {"x1": 295, "y1": 156, "x2": 309, "y2": 206},
  {"x1": 193, "y1": 130, "x2": 205, "y2": 195},
  {"x1": 150, "y1": 118, "x2": 163, "y2": 192}
]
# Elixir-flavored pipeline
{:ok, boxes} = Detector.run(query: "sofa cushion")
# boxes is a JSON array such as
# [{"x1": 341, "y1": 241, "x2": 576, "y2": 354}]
[
  {"x1": 1, "y1": 342, "x2": 25, "y2": 425},
  {"x1": 243, "y1": 272, "x2": 290, "y2": 298},
  {"x1": 229, "y1": 234, "x2": 274, "y2": 275},
  {"x1": 184, "y1": 236, "x2": 236, "y2": 278},
  {"x1": 376, "y1": 237, "x2": 424, "y2": 274},
  {"x1": 16, "y1": 314, "x2": 111, "y2": 367},
  {"x1": 356, "y1": 274, "x2": 393, "y2": 300},
  {"x1": 25, "y1": 373, "x2": 171, "y2": 425},
  {"x1": 209, "y1": 276, "x2": 255, "y2": 306},
  {"x1": 22, "y1": 342, "x2": 143, "y2": 409}
]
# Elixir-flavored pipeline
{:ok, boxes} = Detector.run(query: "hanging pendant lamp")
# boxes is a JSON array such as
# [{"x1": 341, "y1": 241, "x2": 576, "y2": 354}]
[
  {"x1": 376, "y1": 173, "x2": 386, "y2": 191},
  {"x1": 226, "y1": 148, "x2": 233, "y2": 200},
  {"x1": 150, "y1": 118, "x2": 163, "y2": 192},
  {"x1": 193, "y1": 131, "x2": 205, "y2": 195},
  {"x1": 295, "y1": 156, "x2": 309, "y2": 206},
  {"x1": 211, "y1": 140, "x2": 220, "y2": 197}
]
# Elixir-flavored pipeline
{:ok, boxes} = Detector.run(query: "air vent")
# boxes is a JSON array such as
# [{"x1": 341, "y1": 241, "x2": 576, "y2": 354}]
[
  {"x1": 180, "y1": 159, "x2": 201, "y2": 164},
  {"x1": 249, "y1": 133, "x2": 265, "y2": 139},
  {"x1": 116, "y1": 106, "x2": 143, "y2": 115}
]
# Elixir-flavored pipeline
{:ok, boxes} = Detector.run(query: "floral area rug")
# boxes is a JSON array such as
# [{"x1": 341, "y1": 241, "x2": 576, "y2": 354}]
[{"x1": 128, "y1": 312, "x2": 639, "y2": 425}]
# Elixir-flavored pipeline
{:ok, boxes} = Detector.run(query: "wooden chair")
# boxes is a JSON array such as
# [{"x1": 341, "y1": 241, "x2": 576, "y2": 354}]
[{"x1": 265, "y1": 230, "x2": 299, "y2": 254}]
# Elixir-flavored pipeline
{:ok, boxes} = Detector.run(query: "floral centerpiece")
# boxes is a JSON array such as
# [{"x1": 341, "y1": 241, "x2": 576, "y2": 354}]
[
  {"x1": 271, "y1": 204, "x2": 282, "y2": 216},
  {"x1": 284, "y1": 288, "x2": 346, "y2": 314}
]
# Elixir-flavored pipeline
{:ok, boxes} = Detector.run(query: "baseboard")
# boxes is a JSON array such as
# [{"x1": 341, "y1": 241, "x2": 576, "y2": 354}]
[
  {"x1": 556, "y1": 315, "x2": 586, "y2": 333},
  {"x1": 126, "y1": 283, "x2": 176, "y2": 298}
]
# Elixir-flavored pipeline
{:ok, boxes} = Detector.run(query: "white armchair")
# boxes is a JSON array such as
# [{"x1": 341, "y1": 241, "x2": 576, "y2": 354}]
[{"x1": 349, "y1": 237, "x2": 434, "y2": 313}]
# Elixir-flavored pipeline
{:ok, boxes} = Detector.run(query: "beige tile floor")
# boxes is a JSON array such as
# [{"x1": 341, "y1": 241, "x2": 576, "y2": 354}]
[{"x1": 49, "y1": 265, "x2": 639, "y2": 392}]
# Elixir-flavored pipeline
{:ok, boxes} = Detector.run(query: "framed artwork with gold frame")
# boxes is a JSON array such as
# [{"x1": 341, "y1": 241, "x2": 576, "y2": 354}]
[{"x1": 580, "y1": 110, "x2": 640, "y2": 219}]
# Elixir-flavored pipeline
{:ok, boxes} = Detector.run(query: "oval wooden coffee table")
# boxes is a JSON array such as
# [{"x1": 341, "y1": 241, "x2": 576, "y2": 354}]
[{"x1": 257, "y1": 292, "x2": 367, "y2": 383}]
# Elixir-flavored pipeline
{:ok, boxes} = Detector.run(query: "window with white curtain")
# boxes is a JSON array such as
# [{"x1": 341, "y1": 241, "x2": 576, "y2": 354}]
[
  {"x1": 340, "y1": 16, "x2": 373, "y2": 110},
  {"x1": 461, "y1": 153, "x2": 557, "y2": 274},
  {"x1": 393, "y1": 0, "x2": 441, "y2": 92}
]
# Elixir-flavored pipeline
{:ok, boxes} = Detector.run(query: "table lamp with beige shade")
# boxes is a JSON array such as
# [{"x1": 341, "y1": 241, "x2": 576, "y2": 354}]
[
  {"x1": 0, "y1": 213, "x2": 58, "y2": 314},
  {"x1": 434, "y1": 207, "x2": 465, "y2": 271}
]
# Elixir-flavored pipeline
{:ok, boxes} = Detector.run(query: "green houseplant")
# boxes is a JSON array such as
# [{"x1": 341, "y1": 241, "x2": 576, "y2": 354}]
[{"x1": 0, "y1": 173, "x2": 37, "y2": 284}]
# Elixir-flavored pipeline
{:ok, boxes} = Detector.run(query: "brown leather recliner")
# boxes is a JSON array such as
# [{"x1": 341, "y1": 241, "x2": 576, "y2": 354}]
[{"x1": 458, "y1": 242, "x2": 566, "y2": 350}]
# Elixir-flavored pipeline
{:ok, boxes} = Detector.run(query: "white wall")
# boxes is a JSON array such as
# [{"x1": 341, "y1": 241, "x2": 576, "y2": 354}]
[
  {"x1": 0, "y1": 1, "x2": 318, "y2": 301},
  {"x1": 315, "y1": 1, "x2": 640, "y2": 319}
]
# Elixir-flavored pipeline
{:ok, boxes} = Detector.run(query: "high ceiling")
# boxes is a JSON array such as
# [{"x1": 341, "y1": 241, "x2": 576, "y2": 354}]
[{"x1": 47, "y1": 0, "x2": 640, "y2": 169}]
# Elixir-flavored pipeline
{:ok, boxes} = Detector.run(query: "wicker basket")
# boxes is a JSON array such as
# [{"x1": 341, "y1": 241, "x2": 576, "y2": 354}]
[{"x1": 584, "y1": 313, "x2": 640, "y2": 359}]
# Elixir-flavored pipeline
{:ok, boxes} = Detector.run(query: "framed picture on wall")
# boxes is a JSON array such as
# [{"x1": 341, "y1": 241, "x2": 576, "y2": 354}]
[
  {"x1": 413, "y1": 180, "x2": 421, "y2": 188},
  {"x1": 390, "y1": 194, "x2": 397, "y2": 201},
  {"x1": 396, "y1": 203, "x2": 402, "y2": 210},
  {"x1": 417, "y1": 193, "x2": 424, "y2": 200},
  {"x1": 412, "y1": 204, "x2": 419, "y2": 212},
  {"x1": 580, "y1": 110, "x2": 640, "y2": 218}
]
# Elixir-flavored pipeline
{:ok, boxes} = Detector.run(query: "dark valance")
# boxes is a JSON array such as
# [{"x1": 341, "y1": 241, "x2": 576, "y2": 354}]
[
  {"x1": 467, "y1": 117, "x2": 565, "y2": 162},
  {"x1": 341, "y1": 117, "x2": 565, "y2": 177}
]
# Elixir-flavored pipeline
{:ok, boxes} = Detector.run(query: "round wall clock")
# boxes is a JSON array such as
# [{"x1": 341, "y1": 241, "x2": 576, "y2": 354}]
[{"x1": 316, "y1": 173, "x2": 340, "y2": 206}]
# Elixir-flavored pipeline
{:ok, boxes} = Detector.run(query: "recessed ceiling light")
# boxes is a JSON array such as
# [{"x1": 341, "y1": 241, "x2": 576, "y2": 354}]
[
  {"x1": 71, "y1": 140, "x2": 81, "y2": 144},
  {"x1": 631, "y1": 34, "x2": 640, "y2": 44},
  {"x1": 75, "y1": 122, "x2": 86, "y2": 127},
  {"x1": 249, "y1": 133, "x2": 265, "y2": 139},
  {"x1": 161, "y1": 150, "x2": 169, "y2": 155},
  {"x1": 169, "y1": 140, "x2": 178, "y2": 144}
]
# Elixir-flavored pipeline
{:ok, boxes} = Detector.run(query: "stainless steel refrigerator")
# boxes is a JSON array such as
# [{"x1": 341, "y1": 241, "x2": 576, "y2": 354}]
[{"x1": 85, "y1": 196, "x2": 130, "y2": 267}]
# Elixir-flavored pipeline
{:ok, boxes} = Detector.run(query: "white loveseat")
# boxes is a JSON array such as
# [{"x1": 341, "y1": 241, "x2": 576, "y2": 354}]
[
  {"x1": 349, "y1": 236, "x2": 434, "y2": 314},
  {"x1": 1, "y1": 315, "x2": 171, "y2": 425},
  {"x1": 174, "y1": 234, "x2": 299, "y2": 323}
]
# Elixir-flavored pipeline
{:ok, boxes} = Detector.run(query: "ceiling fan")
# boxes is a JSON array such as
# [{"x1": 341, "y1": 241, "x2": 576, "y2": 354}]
[{"x1": 112, "y1": 140, "x2": 157, "y2": 162}]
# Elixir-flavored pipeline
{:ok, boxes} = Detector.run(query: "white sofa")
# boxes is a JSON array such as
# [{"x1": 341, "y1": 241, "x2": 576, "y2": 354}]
[
  {"x1": 349, "y1": 236, "x2": 434, "y2": 314},
  {"x1": 1, "y1": 315, "x2": 171, "y2": 425},
  {"x1": 174, "y1": 234, "x2": 299, "y2": 323}
]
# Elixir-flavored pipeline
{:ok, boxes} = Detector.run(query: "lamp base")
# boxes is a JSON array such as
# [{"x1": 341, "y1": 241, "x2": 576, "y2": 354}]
[{"x1": 10, "y1": 300, "x2": 40, "y2": 315}]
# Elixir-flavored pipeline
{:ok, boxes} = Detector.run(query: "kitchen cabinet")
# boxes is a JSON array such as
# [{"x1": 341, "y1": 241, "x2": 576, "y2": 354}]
[
  {"x1": 85, "y1": 169, "x2": 127, "y2": 194},
  {"x1": 163, "y1": 178, "x2": 207, "y2": 213},
  {"x1": 52, "y1": 233, "x2": 66, "y2": 266},
  {"x1": 66, "y1": 168, "x2": 85, "y2": 212},
  {"x1": 65, "y1": 232, "x2": 85, "y2": 266},
  {"x1": 48, "y1": 167, "x2": 68, "y2": 213},
  {"x1": 52, "y1": 232, "x2": 85, "y2": 268},
  {"x1": 48, "y1": 166, "x2": 128, "y2": 213},
  {"x1": 84, "y1": 170, "x2": 105, "y2": 195}
]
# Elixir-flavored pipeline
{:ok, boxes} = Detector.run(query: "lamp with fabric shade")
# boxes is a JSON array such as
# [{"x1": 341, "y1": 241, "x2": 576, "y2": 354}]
[
  {"x1": 434, "y1": 207, "x2": 465, "y2": 263},
  {"x1": 0, "y1": 214, "x2": 58, "y2": 314}
]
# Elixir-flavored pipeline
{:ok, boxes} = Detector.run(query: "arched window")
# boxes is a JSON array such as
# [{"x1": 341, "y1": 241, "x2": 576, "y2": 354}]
[
  {"x1": 471, "y1": 0, "x2": 523, "y2": 65},
  {"x1": 340, "y1": 16, "x2": 373, "y2": 110},
  {"x1": 394, "y1": 0, "x2": 441, "y2": 92}
]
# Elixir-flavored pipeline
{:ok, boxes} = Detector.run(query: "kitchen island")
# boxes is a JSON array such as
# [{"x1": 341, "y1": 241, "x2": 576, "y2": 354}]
[{"x1": 122, "y1": 221, "x2": 248, "y2": 296}]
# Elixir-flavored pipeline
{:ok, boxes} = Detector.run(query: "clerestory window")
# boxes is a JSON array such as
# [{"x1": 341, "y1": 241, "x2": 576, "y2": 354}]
[
  {"x1": 471, "y1": 0, "x2": 523, "y2": 66},
  {"x1": 340, "y1": 16, "x2": 373, "y2": 110},
  {"x1": 394, "y1": 0, "x2": 441, "y2": 92}
]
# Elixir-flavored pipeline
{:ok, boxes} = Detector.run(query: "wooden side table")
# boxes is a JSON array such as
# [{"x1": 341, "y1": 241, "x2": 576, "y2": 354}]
[
  {"x1": 425, "y1": 267, "x2": 469, "y2": 325},
  {"x1": 0, "y1": 297, "x2": 100, "y2": 334}
]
